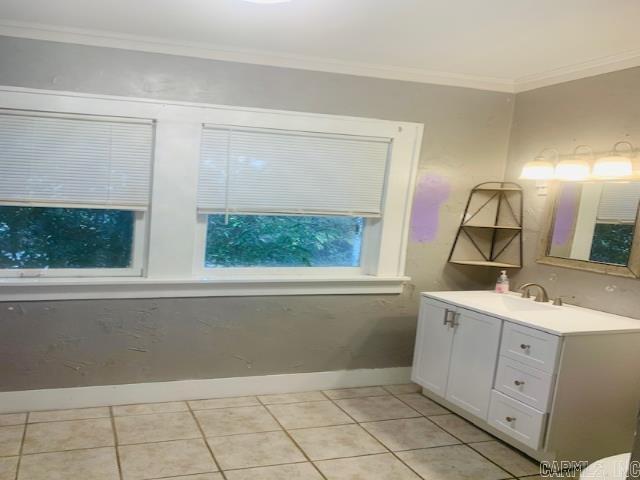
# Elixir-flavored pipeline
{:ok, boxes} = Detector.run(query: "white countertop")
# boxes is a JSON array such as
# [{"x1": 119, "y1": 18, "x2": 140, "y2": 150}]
[{"x1": 423, "y1": 290, "x2": 640, "y2": 336}]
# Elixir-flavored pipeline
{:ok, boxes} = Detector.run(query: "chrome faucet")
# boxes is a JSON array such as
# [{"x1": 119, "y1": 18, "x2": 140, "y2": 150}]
[{"x1": 518, "y1": 283, "x2": 550, "y2": 303}]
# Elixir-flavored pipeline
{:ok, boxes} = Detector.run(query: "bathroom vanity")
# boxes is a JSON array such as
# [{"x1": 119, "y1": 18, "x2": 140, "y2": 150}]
[{"x1": 412, "y1": 291, "x2": 640, "y2": 465}]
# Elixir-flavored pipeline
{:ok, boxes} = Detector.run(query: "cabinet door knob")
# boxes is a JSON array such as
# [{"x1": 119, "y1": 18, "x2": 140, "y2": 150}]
[
  {"x1": 520, "y1": 344, "x2": 530, "y2": 350},
  {"x1": 505, "y1": 416, "x2": 516, "y2": 422},
  {"x1": 514, "y1": 380, "x2": 525, "y2": 386}
]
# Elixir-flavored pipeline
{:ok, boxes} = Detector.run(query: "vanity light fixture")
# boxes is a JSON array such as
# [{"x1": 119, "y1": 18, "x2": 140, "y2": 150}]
[
  {"x1": 592, "y1": 141, "x2": 634, "y2": 179},
  {"x1": 519, "y1": 149, "x2": 557, "y2": 180},
  {"x1": 520, "y1": 142, "x2": 637, "y2": 182},
  {"x1": 554, "y1": 145, "x2": 592, "y2": 181}
]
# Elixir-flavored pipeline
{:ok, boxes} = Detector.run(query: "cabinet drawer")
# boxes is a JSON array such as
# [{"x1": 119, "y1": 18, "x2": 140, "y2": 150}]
[
  {"x1": 500, "y1": 322, "x2": 560, "y2": 374},
  {"x1": 495, "y1": 356, "x2": 555, "y2": 412},
  {"x1": 488, "y1": 390, "x2": 546, "y2": 450}
]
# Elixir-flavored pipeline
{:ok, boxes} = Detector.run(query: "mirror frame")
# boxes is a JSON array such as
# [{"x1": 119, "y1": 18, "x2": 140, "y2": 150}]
[{"x1": 537, "y1": 182, "x2": 640, "y2": 278}]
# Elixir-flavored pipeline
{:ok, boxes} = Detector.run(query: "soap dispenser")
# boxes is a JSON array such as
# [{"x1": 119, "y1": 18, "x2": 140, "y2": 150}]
[{"x1": 495, "y1": 270, "x2": 510, "y2": 293}]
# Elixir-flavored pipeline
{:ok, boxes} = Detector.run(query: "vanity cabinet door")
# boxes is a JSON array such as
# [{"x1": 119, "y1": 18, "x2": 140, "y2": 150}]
[
  {"x1": 411, "y1": 298, "x2": 456, "y2": 396},
  {"x1": 445, "y1": 308, "x2": 502, "y2": 420}
]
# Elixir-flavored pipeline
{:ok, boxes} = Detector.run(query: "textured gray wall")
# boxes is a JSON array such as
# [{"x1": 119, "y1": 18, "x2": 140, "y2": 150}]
[
  {"x1": 505, "y1": 67, "x2": 640, "y2": 319},
  {"x1": 0, "y1": 37, "x2": 514, "y2": 391}
]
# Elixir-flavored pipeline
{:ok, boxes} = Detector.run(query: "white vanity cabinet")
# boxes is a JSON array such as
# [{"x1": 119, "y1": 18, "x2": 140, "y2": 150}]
[{"x1": 411, "y1": 291, "x2": 640, "y2": 465}]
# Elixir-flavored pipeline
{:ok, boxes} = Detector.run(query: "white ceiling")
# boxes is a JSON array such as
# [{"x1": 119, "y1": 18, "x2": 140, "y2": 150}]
[{"x1": 0, "y1": 0, "x2": 639, "y2": 92}]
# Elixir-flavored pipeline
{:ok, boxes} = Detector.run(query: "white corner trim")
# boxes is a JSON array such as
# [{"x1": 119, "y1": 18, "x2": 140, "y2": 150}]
[
  {"x1": 514, "y1": 47, "x2": 640, "y2": 93},
  {"x1": 0, "y1": 367, "x2": 412, "y2": 413},
  {"x1": 0, "y1": 20, "x2": 515, "y2": 93}
]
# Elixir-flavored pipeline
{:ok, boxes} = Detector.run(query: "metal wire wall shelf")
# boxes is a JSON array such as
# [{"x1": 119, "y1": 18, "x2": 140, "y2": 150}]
[{"x1": 448, "y1": 181, "x2": 523, "y2": 269}]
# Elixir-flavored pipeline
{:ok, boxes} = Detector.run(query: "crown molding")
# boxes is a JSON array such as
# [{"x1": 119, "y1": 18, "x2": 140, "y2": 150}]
[
  {"x1": 0, "y1": 20, "x2": 516, "y2": 93},
  {"x1": 514, "y1": 47, "x2": 640, "y2": 93},
  {"x1": 1, "y1": 20, "x2": 639, "y2": 94}
]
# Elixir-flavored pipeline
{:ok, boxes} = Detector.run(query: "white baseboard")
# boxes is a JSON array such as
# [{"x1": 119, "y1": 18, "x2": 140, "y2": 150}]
[{"x1": 0, "y1": 366, "x2": 411, "y2": 413}]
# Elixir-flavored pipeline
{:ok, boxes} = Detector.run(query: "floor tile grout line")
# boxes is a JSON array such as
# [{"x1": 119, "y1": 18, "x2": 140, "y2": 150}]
[
  {"x1": 111, "y1": 409, "x2": 190, "y2": 418},
  {"x1": 323, "y1": 393, "x2": 390, "y2": 400},
  {"x1": 324, "y1": 394, "x2": 429, "y2": 480},
  {"x1": 24, "y1": 415, "x2": 112, "y2": 425},
  {"x1": 186, "y1": 400, "x2": 229, "y2": 480},
  {"x1": 318, "y1": 390, "x2": 332, "y2": 402},
  {"x1": 358, "y1": 432, "x2": 464, "y2": 455},
  {"x1": 221, "y1": 460, "x2": 314, "y2": 475},
  {"x1": 388, "y1": 390, "x2": 452, "y2": 417},
  {"x1": 325, "y1": 394, "x2": 423, "y2": 424},
  {"x1": 395, "y1": 430, "x2": 509, "y2": 480},
  {"x1": 386, "y1": 389, "x2": 541, "y2": 477},
  {"x1": 419, "y1": 424, "x2": 518, "y2": 479},
  {"x1": 323, "y1": 390, "x2": 530, "y2": 480},
  {"x1": 466, "y1": 441, "x2": 540, "y2": 478},
  {"x1": 144, "y1": 470, "x2": 225, "y2": 480},
  {"x1": 109, "y1": 406, "x2": 124, "y2": 480},
  {"x1": 17, "y1": 444, "x2": 126, "y2": 457},
  {"x1": 18, "y1": 435, "x2": 210, "y2": 457},
  {"x1": 332, "y1": 394, "x2": 424, "y2": 420},
  {"x1": 316, "y1": 442, "x2": 467, "y2": 460},
  {"x1": 12, "y1": 416, "x2": 27, "y2": 480},
  {"x1": 257, "y1": 393, "x2": 329, "y2": 480},
  {"x1": 188, "y1": 428, "x2": 284, "y2": 439},
  {"x1": 17, "y1": 442, "x2": 120, "y2": 457},
  {"x1": 282, "y1": 419, "x2": 391, "y2": 458}
]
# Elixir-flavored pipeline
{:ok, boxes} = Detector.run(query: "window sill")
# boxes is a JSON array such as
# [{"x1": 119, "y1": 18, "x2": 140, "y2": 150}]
[{"x1": 0, "y1": 275, "x2": 410, "y2": 301}]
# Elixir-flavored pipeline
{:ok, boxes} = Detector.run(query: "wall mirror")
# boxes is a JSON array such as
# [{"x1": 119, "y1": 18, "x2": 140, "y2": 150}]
[{"x1": 538, "y1": 181, "x2": 640, "y2": 277}]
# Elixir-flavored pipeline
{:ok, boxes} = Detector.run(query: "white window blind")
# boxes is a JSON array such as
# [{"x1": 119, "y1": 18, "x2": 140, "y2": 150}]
[
  {"x1": 198, "y1": 126, "x2": 390, "y2": 217},
  {"x1": 597, "y1": 182, "x2": 640, "y2": 223},
  {"x1": 0, "y1": 112, "x2": 154, "y2": 210}
]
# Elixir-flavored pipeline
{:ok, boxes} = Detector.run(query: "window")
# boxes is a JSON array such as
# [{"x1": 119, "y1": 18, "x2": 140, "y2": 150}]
[
  {"x1": 197, "y1": 126, "x2": 390, "y2": 274},
  {"x1": 0, "y1": 206, "x2": 135, "y2": 270},
  {"x1": 0, "y1": 111, "x2": 153, "y2": 277},
  {"x1": 205, "y1": 215, "x2": 363, "y2": 268},
  {"x1": 0, "y1": 87, "x2": 421, "y2": 300}
]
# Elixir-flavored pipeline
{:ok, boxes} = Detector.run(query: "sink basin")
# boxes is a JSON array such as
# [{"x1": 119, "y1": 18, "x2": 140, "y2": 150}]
[{"x1": 498, "y1": 295, "x2": 556, "y2": 312}]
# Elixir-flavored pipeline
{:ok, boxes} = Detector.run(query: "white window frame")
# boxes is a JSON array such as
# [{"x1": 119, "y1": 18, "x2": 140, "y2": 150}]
[{"x1": 0, "y1": 86, "x2": 423, "y2": 301}]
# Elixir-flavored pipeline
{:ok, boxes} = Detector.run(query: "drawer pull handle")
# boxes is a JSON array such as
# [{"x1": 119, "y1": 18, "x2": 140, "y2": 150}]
[
  {"x1": 520, "y1": 344, "x2": 530, "y2": 350},
  {"x1": 505, "y1": 416, "x2": 516, "y2": 422},
  {"x1": 514, "y1": 380, "x2": 525, "y2": 386}
]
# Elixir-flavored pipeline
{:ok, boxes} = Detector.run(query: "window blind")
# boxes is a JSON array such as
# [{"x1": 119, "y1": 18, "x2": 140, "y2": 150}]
[
  {"x1": 198, "y1": 126, "x2": 390, "y2": 217},
  {"x1": 597, "y1": 182, "x2": 640, "y2": 223},
  {"x1": 0, "y1": 112, "x2": 154, "y2": 210}
]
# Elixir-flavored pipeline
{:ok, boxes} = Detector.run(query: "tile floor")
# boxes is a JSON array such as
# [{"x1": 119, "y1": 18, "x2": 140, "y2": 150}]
[{"x1": 0, "y1": 384, "x2": 547, "y2": 480}]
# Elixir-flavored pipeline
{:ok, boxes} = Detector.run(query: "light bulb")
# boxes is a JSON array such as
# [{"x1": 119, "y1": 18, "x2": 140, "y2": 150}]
[
  {"x1": 592, "y1": 155, "x2": 633, "y2": 179},
  {"x1": 520, "y1": 160, "x2": 555, "y2": 180},
  {"x1": 554, "y1": 160, "x2": 591, "y2": 181}
]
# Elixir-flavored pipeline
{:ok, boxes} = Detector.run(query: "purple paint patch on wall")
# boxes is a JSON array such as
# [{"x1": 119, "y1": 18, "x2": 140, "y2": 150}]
[
  {"x1": 411, "y1": 174, "x2": 451, "y2": 243},
  {"x1": 552, "y1": 183, "x2": 581, "y2": 246}
]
